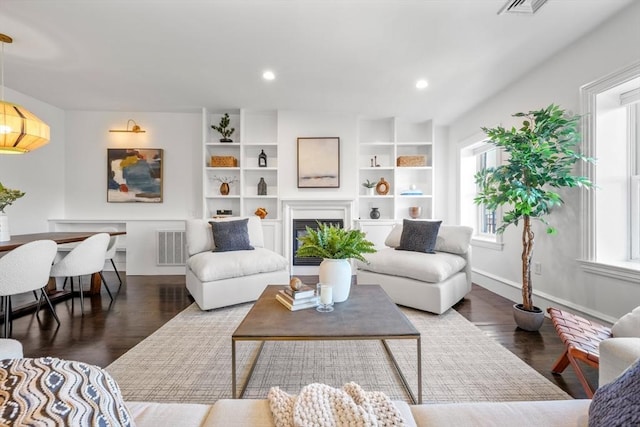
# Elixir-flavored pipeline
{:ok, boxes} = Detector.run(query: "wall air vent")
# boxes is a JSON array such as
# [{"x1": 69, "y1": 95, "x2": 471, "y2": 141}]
[{"x1": 498, "y1": 0, "x2": 548, "y2": 15}]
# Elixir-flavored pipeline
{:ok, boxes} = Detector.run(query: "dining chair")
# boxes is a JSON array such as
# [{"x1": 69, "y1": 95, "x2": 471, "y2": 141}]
[
  {"x1": 50, "y1": 233, "x2": 112, "y2": 313},
  {"x1": 102, "y1": 227, "x2": 123, "y2": 290},
  {"x1": 0, "y1": 240, "x2": 59, "y2": 338}
]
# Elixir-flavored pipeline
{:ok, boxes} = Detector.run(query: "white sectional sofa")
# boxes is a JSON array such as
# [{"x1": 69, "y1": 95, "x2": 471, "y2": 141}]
[
  {"x1": 185, "y1": 216, "x2": 290, "y2": 310},
  {"x1": 357, "y1": 223, "x2": 473, "y2": 314}
]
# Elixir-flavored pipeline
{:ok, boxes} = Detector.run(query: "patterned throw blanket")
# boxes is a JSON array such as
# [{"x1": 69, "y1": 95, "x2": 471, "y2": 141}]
[
  {"x1": 268, "y1": 382, "x2": 406, "y2": 427},
  {"x1": 0, "y1": 357, "x2": 134, "y2": 427}
]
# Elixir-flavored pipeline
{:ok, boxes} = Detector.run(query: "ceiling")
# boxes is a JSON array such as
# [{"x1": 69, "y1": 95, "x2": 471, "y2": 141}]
[{"x1": 0, "y1": 0, "x2": 634, "y2": 124}]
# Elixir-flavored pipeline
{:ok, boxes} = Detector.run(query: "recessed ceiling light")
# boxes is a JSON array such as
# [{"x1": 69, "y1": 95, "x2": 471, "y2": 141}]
[
  {"x1": 416, "y1": 79, "x2": 428, "y2": 90},
  {"x1": 263, "y1": 70, "x2": 275, "y2": 81}
]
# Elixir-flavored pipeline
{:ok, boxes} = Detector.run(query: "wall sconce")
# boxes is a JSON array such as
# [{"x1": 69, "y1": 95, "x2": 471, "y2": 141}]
[
  {"x1": 0, "y1": 33, "x2": 50, "y2": 154},
  {"x1": 109, "y1": 119, "x2": 146, "y2": 133}
]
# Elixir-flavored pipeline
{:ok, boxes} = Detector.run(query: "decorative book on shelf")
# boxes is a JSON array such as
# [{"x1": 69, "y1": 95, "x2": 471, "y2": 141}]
[
  {"x1": 283, "y1": 284, "x2": 315, "y2": 299},
  {"x1": 276, "y1": 292, "x2": 319, "y2": 311}
]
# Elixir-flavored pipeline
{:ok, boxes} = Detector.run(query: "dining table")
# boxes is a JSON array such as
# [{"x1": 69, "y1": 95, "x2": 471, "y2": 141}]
[{"x1": 0, "y1": 231, "x2": 126, "y2": 296}]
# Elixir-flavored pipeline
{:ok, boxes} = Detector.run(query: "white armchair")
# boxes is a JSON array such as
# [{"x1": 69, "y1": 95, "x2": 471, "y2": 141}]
[
  {"x1": 599, "y1": 306, "x2": 640, "y2": 386},
  {"x1": 185, "y1": 217, "x2": 289, "y2": 310}
]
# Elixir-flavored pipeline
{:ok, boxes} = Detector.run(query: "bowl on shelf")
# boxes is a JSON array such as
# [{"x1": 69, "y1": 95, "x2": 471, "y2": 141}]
[{"x1": 409, "y1": 206, "x2": 422, "y2": 219}]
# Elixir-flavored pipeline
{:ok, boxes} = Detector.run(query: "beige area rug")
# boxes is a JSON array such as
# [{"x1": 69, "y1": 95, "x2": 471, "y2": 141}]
[{"x1": 106, "y1": 302, "x2": 570, "y2": 405}]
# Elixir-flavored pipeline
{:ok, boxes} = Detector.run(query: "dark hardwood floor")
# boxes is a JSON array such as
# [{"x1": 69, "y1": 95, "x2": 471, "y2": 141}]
[{"x1": 8, "y1": 275, "x2": 597, "y2": 400}]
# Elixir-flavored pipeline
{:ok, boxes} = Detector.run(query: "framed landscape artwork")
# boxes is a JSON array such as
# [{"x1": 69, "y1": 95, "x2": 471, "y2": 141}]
[
  {"x1": 107, "y1": 148, "x2": 163, "y2": 203},
  {"x1": 297, "y1": 137, "x2": 340, "y2": 188}
]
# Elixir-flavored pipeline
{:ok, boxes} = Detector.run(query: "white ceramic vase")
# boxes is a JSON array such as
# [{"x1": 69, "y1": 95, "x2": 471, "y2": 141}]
[
  {"x1": 318, "y1": 258, "x2": 352, "y2": 303},
  {"x1": 0, "y1": 213, "x2": 10, "y2": 242}
]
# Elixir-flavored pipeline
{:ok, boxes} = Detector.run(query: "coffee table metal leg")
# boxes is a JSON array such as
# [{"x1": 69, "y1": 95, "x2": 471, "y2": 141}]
[
  {"x1": 417, "y1": 336, "x2": 422, "y2": 404},
  {"x1": 233, "y1": 341, "x2": 266, "y2": 399},
  {"x1": 232, "y1": 339, "x2": 237, "y2": 398},
  {"x1": 381, "y1": 339, "x2": 421, "y2": 404}
]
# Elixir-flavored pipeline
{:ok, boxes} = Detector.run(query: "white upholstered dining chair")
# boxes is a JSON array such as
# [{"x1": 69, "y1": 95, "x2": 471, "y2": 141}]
[
  {"x1": 49, "y1": 233, "x2": 112, "y2": 313},
  {"x1": 0, "y1": 240, "x2": 59, "y2": 338}
]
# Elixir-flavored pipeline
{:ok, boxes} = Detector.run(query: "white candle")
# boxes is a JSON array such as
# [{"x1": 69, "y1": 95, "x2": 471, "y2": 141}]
[{"x1": 320, "y1": 285, "x2": 333, "y2": 305}]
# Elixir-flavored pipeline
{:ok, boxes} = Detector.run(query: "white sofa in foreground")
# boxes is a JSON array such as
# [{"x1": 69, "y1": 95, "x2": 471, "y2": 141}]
[
  {"x1": 185, "y1": 216, "x2": 289, "y2": 310},
  {"x1": 357, "y1": 223, "x2": 473, "y2": 314}
]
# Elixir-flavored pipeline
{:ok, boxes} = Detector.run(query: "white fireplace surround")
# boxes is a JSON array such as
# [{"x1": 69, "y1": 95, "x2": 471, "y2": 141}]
[{"x1": 282, "y1": 197, "x2": 356, "y2": 274}]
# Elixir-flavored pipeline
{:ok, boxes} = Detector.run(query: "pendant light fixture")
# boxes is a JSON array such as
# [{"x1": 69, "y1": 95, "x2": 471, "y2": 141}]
[
  {"x1": 0, "y1": 34, "x2": 50, "y2": 154},
  {"x1": 109, "y1": 119, "x2": 146, "y2": 133}
]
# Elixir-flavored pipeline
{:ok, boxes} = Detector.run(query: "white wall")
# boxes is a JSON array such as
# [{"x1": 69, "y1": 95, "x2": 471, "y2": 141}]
[
  {"x1": 447, "y1": 2, "x2": 640, "y2": 322},
  {"x1": 59, "y1": 111, "x2": 201, "y2": 274},
  {"x1": 0, "y1": 88, "x2": 66, "y2": 234},
  {"x1": 277, "y1": 110, "x2": 358, "y2": 200}
]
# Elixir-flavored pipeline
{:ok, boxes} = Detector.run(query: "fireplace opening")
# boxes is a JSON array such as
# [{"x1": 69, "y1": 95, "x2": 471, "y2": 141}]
[{"x1": 292, "y1": 219, "x2": 344, "y2": 266}]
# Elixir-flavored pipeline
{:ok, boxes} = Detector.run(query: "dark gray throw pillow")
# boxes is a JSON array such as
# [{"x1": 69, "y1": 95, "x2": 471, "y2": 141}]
[
  {"x1": 589, "y1": 358, "x2": 640, "y2": 426},
  {"x1": 210, "y1": 218, "x2": 254, "y2": 252},
  {"x1": 396, "y1": 219, "x2": 442, "y2": 254}
]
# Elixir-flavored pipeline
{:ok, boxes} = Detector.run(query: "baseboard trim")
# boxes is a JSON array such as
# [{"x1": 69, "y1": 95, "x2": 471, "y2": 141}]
[{"x1": 472, "y1": 268, "x2": 618, "y2": 325}]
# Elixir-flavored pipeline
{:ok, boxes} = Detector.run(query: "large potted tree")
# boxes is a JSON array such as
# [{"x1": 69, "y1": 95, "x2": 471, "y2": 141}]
[
  {"x1": 474, "y1": 104, "x2": 594, "y2": 331},
  {"x1": 296, "y1": 222, "x2": 376, "y2": 303}
]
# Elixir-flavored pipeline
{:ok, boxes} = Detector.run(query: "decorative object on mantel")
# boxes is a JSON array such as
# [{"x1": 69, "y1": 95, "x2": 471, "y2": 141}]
[
  {"x1": 409, "y1": 206, "x2": 422, "y2": 219},
  {"x1": 257, "y1": 177, "x2": 267, "y2": 195},
  {"x1": 397, "y1": 155, "x2": 426, "y2": 167},
  {"x1": 297, "y1": 137, "x2": 340, "y2": 188},
  {"x1": 362, "y1": 179, "x2": 376, "y2": 196},
  {"x1": 258, "y1": 149, "x2": 267, "y2": 167},
  {"x1": 375, "y1": 177, "x2": 390, "y2": 195},
  {"x1": 0, "y1": 34, "x2": 50, "y2": 154},
  {"x1": 474, "y1": 104, "x2": 595, "y2": 331},
  {"x1": 254, "y1": 207, "x2": 268, "y2": 219},
  {"x1": 215, "y1": 209, "x2": 233, "y2": 217},
  {"x1": 210, "y1": 155, "x2": 237, "y2": 167},
  {"x1": 212, "y1": 176, "x2": 237, "y2": 196},
  {"x1": 109, "y1": 119, "x2": 146, "y2": 133},
  {"x1": 0, "y1": 182, "x2": 25, "y2": 241},
  {"x1": 211, "y1": 113, "x2": 235, "y2": 143},
  {"x1": 369, "y1": 207, "x2": 380, "y2": 220},
  {"x1": 295, "y1": 222, "x2": 375, "y2": 303}
]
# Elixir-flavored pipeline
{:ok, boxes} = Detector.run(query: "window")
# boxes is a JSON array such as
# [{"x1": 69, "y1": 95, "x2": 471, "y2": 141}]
[
  {"x1": 459, "y1": 137, "x2": 502, "y2": 249},
  {"x1": 580, "y1": 62, "x2": 640, "y2": 278}
]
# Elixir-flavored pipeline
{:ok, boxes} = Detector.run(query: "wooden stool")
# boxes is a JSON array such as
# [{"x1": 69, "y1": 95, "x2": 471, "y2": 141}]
[{"x1": 547, "y1": 307, "x2": 612, "y2": 397}]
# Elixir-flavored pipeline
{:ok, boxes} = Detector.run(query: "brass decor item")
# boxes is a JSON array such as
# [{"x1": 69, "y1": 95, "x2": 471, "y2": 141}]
[{"x1": 109, "y1": 119, "x2": 146, "y2": 133}]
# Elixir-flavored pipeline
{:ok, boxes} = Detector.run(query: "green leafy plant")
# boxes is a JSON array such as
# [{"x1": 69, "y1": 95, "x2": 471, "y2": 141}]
[
  {"x1": 211, "y1": 113, "x2": 235, "y2": 140},
  {"x1": 361, "y1": 179, "x2": 376, "y2": 189},
  {"x1": 296, "y1": 222, "x2": 376, "y2": 262},
  {"x1": 474, "y1": 104, "x2": 594, "y2": 312},
  {"x1": 0, "y1": 182, "x2": 25, "y2": 213}
]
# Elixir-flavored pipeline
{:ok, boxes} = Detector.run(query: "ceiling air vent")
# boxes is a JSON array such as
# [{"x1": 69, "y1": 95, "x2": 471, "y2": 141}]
[{"x1": 498, "y1": 0, "x2": 548, "y2": 15}]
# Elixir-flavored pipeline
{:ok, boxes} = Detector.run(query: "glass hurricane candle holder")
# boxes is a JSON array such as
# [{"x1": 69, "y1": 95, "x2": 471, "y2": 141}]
[{"x1": 316, "y1": 283, "x2": 334, "y2": 312}]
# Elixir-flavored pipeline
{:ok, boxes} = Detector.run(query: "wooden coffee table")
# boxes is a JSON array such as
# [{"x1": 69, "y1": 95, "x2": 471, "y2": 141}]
[{"x1": 231, "y1": 284, "x2": 422, "y2": 403}]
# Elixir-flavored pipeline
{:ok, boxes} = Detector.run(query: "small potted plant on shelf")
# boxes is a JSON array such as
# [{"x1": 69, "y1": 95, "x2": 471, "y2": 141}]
[
  {"x1": 296, "y1": 222, "x2": 376, "y2": 303},
  {"x1": 211, "y1": 113, "x2": 235, "y2": 143},
  {"x1": 0, "y1": 182, "x2": 25, "y2": 242},
  {"x1": 362, "y1": 179, "x2": 376, "y2": 196},
  {"x1": 474, "y1": 104, "x2": 594, "y2": 331}
]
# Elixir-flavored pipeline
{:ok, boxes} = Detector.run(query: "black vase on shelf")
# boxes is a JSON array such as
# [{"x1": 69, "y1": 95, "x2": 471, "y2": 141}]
[
  {"x1": 369, "y1": 207, "x2": 380, "y2": 219},
  {"x1": 258, "y1": 149, "x2": 267, "y2": 167},
  {"x1": 257, "y1": 177, "x2": 267, "y2": 195}
]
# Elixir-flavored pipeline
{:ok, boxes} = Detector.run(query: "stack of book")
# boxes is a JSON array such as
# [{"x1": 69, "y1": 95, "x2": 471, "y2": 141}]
[{"x1": 276, "y1": 285, "x2": 319, "y2": 311}]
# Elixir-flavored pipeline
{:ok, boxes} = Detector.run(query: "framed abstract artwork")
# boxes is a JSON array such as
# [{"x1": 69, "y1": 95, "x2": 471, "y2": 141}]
[
  {"x1": 107, "y1": 148, "x2": 163, "y2": 203},
  {"x1": 297, "y1": 137, "x2": 340, "y2": 188}
]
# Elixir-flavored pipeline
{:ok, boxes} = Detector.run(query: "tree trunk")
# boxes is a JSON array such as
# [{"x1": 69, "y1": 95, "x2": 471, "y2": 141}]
[{"x1": 521, "y1": 215, "x2": 535, "y2": 311}]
